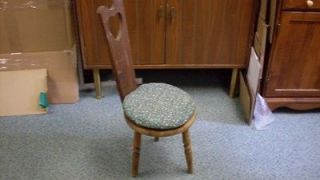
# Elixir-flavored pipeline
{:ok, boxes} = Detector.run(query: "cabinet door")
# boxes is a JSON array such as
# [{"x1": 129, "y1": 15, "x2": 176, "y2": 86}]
[
  {"x1": 77, "y1": 0, "x2": 166, "y2": 68},
  {"x1": 264, "y1": 12, "x2": 320, "y2": 97},
  {"x1": 165, "y1": 0, "x2": 255, "y2": 67}
]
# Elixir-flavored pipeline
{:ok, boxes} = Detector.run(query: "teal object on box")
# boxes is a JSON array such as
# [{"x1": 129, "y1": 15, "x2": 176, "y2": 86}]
[{"x1": 39, "y1": 92, "x2": 49, "y2": 109}]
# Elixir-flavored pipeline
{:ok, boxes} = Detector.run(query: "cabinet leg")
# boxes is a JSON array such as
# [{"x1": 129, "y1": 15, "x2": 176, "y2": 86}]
[
  {"x1": 229, "y1": 68, "x2": 239, "y2": 98},
  {"x1": 93, "y1": 69, "x2": 102, "y2": 99}
]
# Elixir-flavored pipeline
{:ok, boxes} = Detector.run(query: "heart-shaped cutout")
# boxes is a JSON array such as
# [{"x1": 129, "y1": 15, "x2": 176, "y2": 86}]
[{"x1": 108, "y1": 13, "x2": 122, "y2": 39}]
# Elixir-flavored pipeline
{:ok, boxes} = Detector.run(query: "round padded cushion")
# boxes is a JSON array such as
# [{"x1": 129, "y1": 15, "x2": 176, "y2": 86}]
[{"x1": 123, "y1": 83, "x2": 195, "y2": 130}]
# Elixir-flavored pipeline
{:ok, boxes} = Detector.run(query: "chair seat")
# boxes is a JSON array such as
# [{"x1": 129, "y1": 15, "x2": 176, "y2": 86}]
[{"x1": 123, "y1": 83, "x2": 195, "y2": 130}]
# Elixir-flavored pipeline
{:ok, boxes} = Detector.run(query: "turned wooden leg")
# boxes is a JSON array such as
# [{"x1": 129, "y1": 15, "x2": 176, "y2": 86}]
[
  {"x1": 182, "y1": 130, "x2": 193, "y2": 174},
  {"x1": 154, "y1": 137, "x2": 159, "y2": 142},
  {"x1": 229, "y1": 68, "x2": 239, "y2": 98},
  {"x1": 132, "y1": 132, "x2": 141, "y2": 177},
  {"x1": 93, "y1": 69, "x2": 102, "y2": 99}
]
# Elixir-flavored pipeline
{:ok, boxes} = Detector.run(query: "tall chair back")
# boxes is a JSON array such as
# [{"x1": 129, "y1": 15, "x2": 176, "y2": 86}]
[{"x1": 97, "y1": 1, "x2": 137, "y2": 100}]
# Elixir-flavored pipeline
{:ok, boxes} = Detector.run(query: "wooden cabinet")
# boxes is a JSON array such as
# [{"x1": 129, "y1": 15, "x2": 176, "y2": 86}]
[
  {"x1": 76, "y1": 0, "x2": 256, "y2": 69},
  {"x1": 263, "y1": 1, "x2": 320, "y2": 110},
  {"x1": 76, "y1": 0, "x2": 256, "y2": 98}
]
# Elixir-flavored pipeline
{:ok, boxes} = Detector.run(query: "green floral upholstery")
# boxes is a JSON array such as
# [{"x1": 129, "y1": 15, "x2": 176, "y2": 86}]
[{"x1": 123, "y1": 83, "x2": 196, "y2": 130}]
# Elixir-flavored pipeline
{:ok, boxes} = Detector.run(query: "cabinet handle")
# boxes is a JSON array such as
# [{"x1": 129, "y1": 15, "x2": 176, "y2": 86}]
[
  {"x1": 166, "y1": 3, "x2": 176, "y2": 23},
  {"x1": 157, "y1": 5, "x2": 165, "y2": 21},
  {"x1": 306, "y1": 0, "x2": 314, "y2": 7},
  {"x1": 275, "y1": 23, "x2": 281, "y2": 37},
  {"x1": 170, "y1": 6, "x2": 177, "y2": 22}
]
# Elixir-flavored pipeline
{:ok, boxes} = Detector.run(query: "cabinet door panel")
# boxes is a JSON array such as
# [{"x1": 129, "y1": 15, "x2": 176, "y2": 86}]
[
  {"x1": 77, "y1": 0, "x2": 166, "y2": 68},
  {"x1": 166, "y1": 0, "x2": 255, "y2": 67},
  {"x1": 264, "y1": 12, "x2": 320, "y2": 97}
]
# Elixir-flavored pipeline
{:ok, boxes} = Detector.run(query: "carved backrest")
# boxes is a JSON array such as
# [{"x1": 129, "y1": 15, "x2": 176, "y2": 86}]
[{"x1": 97, "y1": 0, "x2": 137, "y2": 101}]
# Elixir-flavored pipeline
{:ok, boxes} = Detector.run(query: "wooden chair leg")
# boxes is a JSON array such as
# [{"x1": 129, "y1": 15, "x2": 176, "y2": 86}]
[
  {"x1": 182, "y1": 129, "x2": 193, "y2": 174},
  {"x1": 132, "y1": 131, "x2": 141, "y2": 177},
  {"x1": 154, "y1": 137, "x2": 159, "y2": 142}
]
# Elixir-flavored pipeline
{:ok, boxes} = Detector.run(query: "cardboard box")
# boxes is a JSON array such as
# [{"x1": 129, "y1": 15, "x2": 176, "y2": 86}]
[
  {"x1": 0, "y1": 68, "x2": 48, "y2": 116},
  {"x1": 0, "y1": 47, "x2": 79, "y2": 103},
  {"x1": 259, "y1": 0, "x2": 268, "y2": 21},
  {"x1": 240, "y1": 48, "x2": 262, "y2": 123},
  {"x1": 0, "y1": 0, "x2": 73, "y2": 53},
  {"x1": 253, "y1": 17, "x2": 268, "y2": 60}
]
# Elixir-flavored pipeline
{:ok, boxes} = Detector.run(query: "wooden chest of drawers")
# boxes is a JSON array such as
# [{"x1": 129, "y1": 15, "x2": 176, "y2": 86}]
[{"x1": 263, "y1": 0, "x2": 320, "y2": 110}]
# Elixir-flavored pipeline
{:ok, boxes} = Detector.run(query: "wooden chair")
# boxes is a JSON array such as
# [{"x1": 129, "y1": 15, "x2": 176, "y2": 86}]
[{"x1": 97, "y1": 0, "x2": 196, "y2": 177}]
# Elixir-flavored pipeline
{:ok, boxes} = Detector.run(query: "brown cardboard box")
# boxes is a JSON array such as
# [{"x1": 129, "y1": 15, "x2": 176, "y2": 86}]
[
  {"x1": 240, "y1": 48, "x2": 262, "y2": 123},
  {"x1": 0, "y1": 0, "x2": 73, "y2": 53},
  {"x1": 253, "y1": 17, "x2": 268, "y2": 60},
  {"x1": 0, "y1": 47, "x2": 79, "y2": 103},
  {"x1": 0, "y1": 68, "x2": 48, "y2": 116},
  {"x1": 259, "y1": 0, "x2": 268, "y2": 21}
]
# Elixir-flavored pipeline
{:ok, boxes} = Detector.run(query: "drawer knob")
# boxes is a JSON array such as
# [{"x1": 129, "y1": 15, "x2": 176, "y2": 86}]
[{"x1": 307, "y1": 0, "x2": 314, "y2": 7}]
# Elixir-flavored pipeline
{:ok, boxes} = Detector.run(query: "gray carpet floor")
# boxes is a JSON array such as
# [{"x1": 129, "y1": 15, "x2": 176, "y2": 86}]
[{"x1": 1, "y1": 83, "x2": 320, "y2": 180}]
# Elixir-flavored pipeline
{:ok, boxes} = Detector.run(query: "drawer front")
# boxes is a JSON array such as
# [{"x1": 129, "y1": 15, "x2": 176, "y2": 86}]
[{"x1": 283, "y1": 0, "x2": 320, "y2": 10}]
